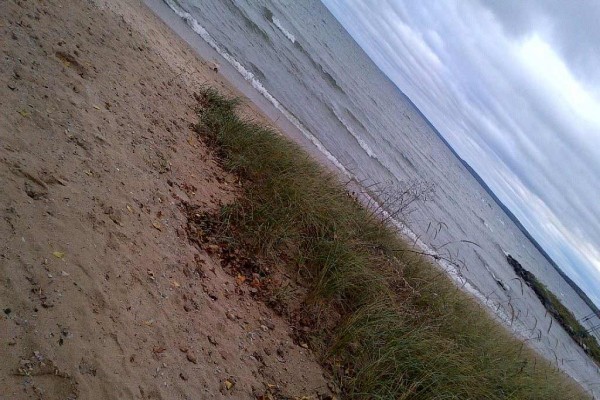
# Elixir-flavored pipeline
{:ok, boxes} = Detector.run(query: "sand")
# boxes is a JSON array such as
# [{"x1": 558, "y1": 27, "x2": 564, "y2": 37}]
[{"x1": 0, "y1": 0, "x2": 334, "y2": 398}]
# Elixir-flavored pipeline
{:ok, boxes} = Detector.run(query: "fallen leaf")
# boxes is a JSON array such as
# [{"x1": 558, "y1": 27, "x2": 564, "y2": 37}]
[
  {"x1": 152, "y1": 221, "x2": 162, "y2": 231},
  {"x1": 93, "y1": 105, "x2": 101, "y2": 110},
  {"x1": 224, "y1": 380, "x2": 234, "y2": 390},
  {"x1": 172, "y1": 280, "x2": 180, "y2": 288},
  {"x1": 18, "y1": 110, "x2": 30, "y2": 117},
  {"x1": 235, "y1": 274, "x2": 246, "y2": 285},
  {"x1": 126, "y1": 204, "x2": 133, "y2": 212},
  {"x1": 206, "y1": 244, "x2": 219, "y2": 253},
  {"x1": 52, "y1": 251, "x2": 65, "y2": 259}
]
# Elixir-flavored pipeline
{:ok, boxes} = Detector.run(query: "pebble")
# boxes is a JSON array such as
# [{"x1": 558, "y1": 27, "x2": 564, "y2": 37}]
[{"x1": 186, "y1": 353, "x2": 197, "y2": 364}]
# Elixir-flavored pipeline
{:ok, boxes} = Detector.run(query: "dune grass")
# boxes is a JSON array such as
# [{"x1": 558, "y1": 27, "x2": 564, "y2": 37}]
[
  {"x1": 193, "y1": 87, "x2": 589, "y2": 399},
  {"x1": 508, "y1": 255, "x2": 600, "y2": 364}
]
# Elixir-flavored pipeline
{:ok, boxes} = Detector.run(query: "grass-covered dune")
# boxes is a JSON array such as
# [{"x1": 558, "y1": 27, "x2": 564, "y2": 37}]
[
  {"x1": 507, "y1": 255, "x2": 600, "y2": 364},
  {"x1": 191, "y1": 87, "x2": 589, "y2": 399}
]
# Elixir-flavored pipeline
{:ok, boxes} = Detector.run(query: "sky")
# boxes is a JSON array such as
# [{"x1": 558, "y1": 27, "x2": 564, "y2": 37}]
[{"x1": 322, "y1": 0, "x2": 600, "y2": 306}]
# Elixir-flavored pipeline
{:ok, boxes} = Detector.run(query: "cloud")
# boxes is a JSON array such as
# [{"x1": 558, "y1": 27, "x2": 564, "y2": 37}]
[
  {"x1": 323, "y1": 0, "x2": 600, "y2": 305},
  {"x1": 479, "y1": 0, "x2": 600, "y2": 91}
]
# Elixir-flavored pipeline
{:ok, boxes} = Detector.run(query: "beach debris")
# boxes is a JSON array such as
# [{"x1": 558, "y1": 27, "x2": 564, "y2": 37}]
[
  {"x1": 186, "y1": 352, "x2": 197, "y2": 364},
  {"x1": 224, "y1": 379, "x2": 234, "y2": 390},
  {"x1": 147, "y1": 269, "x2": 155, "y2": 280},
  {"x1": 152, "y1": 221, "x2": 162, "y2": 231},
  {"x1": 207, "y1": 335, "x2": 218, "y2": 346},
  {"x1": 206, "y1": 244, "x2": 220, "y2": 254},
  {"x1": 235, "y1": 274, "x2": 246, "y2": 285},
  {"x1": 210, "y1": 61, "x2": 220, "y2": 73},
  {"x1": 25, "y1": 181, "x2": 47, "y2": 199},
  {"x1": 52, "y1": 251, "x2": 65, "y2": 259}
]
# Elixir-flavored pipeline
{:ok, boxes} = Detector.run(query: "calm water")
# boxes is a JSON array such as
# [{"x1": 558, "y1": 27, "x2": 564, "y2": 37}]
[{"x1": 154, "y1": 0, "x2": 600, "y2": 390}]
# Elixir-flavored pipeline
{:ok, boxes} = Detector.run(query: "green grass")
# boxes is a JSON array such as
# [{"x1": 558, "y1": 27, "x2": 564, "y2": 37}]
[
  {"x1": 508, "y1": 255, "x2": 600, "y2": 363},
  {"x1": 192, "y1": 87, "x2": 590, "y2": 399}
]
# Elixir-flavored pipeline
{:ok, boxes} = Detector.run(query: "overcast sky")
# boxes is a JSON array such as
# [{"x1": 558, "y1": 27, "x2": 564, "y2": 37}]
[{"x1": 323, "y1": 0, "x2": 600, "y2": 305}]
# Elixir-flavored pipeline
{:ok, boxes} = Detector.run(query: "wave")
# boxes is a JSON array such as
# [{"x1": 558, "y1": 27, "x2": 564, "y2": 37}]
[
  {"x1": 162, "y1": 0, "x2": 350, "y2": 178},
  {"x1": 271, "y1": 16, "x2": 296, "y2": 44},
  {"x1": 162, "y1": 0, "x2": 530, "y2": 341},
  {"x1": 331, "y1": 107, "x2": 377, "y2": 159}
]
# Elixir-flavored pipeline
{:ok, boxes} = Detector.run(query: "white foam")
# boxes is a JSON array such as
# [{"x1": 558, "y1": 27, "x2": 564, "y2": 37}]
[
  {"x1": 163, "y1": 0, "x2": 351, "y2": 178},
  {"x1": 164, "y1": 0, "x2": 530, "y2": 341},
  {"x1": 331, "y1": 108, "x2": 377, "y2": 158},
  {"x1": 271, "y1": 17, "x2": 296, "y2": 44}
]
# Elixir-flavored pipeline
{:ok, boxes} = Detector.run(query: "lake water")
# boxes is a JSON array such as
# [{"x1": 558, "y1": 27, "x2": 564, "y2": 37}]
[{"x1": 146, "y1": 0, "x2": 600, "y2": 392}]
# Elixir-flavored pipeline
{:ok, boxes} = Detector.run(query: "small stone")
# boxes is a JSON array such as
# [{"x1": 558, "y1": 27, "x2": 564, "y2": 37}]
[
  {"x1": 3, "y1": 308, "x2": 11, "y2": 315},
  {"x1": 186, "y1": 353, "x2": 197, "y2": 364},
  {"x1": 260, "y1": 325, "x2": 268, "y2": 332}
]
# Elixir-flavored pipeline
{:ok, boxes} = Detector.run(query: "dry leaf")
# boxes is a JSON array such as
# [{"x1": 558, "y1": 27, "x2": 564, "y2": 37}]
[
  {"x1": 152, "y1": 221, "x2": 162, "y2": 231},
  {"x1": 224, "y1": 380, "x2": 234, "y2": 390},
  {"x1": 52, "y1": 251, "x2": 65, "y2": 259},
  {"x1": 126, "y1": 204, "x2": 133, "y2": 212},
  {"x1": 235, "y1": 274, "x2": 246, "y2": 285}
]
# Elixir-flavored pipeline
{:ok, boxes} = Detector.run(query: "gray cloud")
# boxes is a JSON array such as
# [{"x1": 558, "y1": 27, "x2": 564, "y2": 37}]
[
  {"x1": 480, "y1": 0, "x2": 600, "y2": 89},
  {"x1": 323, "y1": 0, "x2": 600, "y2": 304}
]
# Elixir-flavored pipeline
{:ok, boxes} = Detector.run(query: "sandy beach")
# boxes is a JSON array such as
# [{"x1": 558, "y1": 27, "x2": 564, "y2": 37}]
[
  {"x1": 3, "y1": 0, "x2": 600, "y2": 398},
  {"x1": 0, "y1": 0, "x2": 334, "y2": 398}
]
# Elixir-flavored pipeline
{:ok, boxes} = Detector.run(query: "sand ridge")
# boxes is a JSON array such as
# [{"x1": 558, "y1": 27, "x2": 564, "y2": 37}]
[{"x1": 0, "y1": 0, "x2": 332, "y2": 398}]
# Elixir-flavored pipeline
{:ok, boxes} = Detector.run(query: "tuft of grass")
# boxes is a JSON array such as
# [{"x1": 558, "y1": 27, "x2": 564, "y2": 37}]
[
  {"x1": 508, "y1": 255, "x2": 600, "y2": 363},
  {"x1": 193, "y1": 87, "x2": 590, "y2": 399}
]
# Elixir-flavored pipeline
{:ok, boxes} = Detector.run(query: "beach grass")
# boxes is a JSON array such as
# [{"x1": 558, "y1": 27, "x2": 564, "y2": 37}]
[
  {"x1": 508, "y1": 255, "x2": 600, "y2": 364},
  {"x1": 192, "y1": 87, "x2": 590, "y2": 399}
]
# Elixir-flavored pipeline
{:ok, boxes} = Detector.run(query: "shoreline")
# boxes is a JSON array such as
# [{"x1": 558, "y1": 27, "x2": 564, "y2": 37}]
[
  {"x1": 0, "y1": 1, "x2": 335, "y2": 398},
  {"x1": 141, "y1": 0, "x2": 600, "y2": 392},
  {"x1": 0, "y1": 0, "x2": 597, "y2": 397}
]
